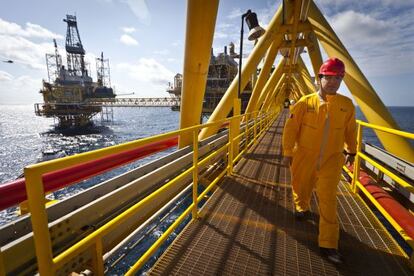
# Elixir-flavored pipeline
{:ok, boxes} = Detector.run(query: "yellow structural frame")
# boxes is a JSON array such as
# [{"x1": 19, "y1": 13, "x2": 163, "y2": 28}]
[
  {"x1": 180, "y1": 0, "x2": 414, "y2": 162},
  {"x1": 23, "y1": 107, "x2": 277, "y2": 275}
]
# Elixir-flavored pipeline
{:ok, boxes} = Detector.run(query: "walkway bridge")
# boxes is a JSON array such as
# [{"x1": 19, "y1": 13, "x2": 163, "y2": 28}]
[
  {"x1": 87, "y1": 97, "x2": 179, "y2": 107},
  {"x1": 1, "y1": 0, "x2": 414, "y2": 275}
]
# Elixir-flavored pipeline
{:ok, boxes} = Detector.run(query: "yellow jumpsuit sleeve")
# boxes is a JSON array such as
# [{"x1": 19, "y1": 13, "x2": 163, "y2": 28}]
[
  {"x1": 344, "y1": 104, "x2": 357, "y2": 154},
  {"x1": 282, "y1": 100, "x2": 305, "y2": 157}
]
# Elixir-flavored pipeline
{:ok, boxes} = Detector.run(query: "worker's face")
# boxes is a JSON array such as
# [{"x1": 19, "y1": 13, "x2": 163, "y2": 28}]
[{"x1": 320, "y1": 75, "x2": 343, "y2": 95}]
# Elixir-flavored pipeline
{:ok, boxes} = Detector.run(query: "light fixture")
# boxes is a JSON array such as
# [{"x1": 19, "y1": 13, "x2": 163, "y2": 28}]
[{"x1": 238, "y1": 10, "x2": 265, "y2": 99}]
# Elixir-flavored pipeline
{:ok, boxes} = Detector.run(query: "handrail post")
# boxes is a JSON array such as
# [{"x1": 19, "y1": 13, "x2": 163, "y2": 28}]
[
  {"x1": 24, "y1": 168, "x2": 55, "y2": 276},
  {"x1": 192, "y1": 130, "x2": 199, "y2": 219},
  {"x1": 0, "y1": 248, "x2": 5, "y2": 276},
  {"x1": 253, "y1": 113, "x2": 257, "y2": 143},
  {"x1": 245, "y1": 115, "x2": 249, "y2": 150},
  {"x1": 228, "y1": 117, "x2": 234, "y2": 175},
  {"x1": 351, "y1": 122, "x2": 363, "y2": 193},
  {"x1": 91, "y1": 237, "x2": 104, "y2": 275}
]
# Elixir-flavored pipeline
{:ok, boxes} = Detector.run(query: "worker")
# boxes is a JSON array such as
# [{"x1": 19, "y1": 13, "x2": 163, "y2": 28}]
[{"x1": 282, "y1": 57, "x2": 357, "y2": 264}]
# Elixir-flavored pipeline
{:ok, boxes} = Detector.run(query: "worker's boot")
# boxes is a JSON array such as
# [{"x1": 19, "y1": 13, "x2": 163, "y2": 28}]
[
  {"x1": 294, "y1": 210, "x2": 310, "y2": 220},
  {"x1": 319, "y1": 247, "x2": 343, "y2": 264}
]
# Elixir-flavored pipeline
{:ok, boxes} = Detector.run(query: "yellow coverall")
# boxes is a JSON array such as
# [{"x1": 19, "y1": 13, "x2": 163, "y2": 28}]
[{"x1": 282, "y1": 92, "x2": 357, "y2": 249}]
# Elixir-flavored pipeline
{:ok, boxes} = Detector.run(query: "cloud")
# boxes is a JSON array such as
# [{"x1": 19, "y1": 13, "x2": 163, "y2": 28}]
[
  {"x1": 227, "y1": 8, "x2": 242, "y2": 19},
  {"x1": 117, "y1": 58, "x2": 174, "y2": 85},
  {"x1": 0, "y1": 74, "x2": 42, "y2": 104},
  {"x1": 0, "y1": 34, "x2": 54, "y2": 70},
  {"x1": 121, "y1": 26, "x2": 136, "y2": 33},
  {"x1": 120, "y1": 0, "x2": 151, "y2": 25},
  {"x1": 328, "y1": 10, "x2": 414, "y2": 76},
  {"x1": 153, "y1": 49, "x2": 169, "y2": 55},
  {"x1": 0, "y1": 18, "x2": 63, "y2": 39},
  {"x1": 0, "y1": 71, "x2": 13, "y2": 81},
  {"x1": 120, "y1": 34, "x2": 139, "y2": 46}
]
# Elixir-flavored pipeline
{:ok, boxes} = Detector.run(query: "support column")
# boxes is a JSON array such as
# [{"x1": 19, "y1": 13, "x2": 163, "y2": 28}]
[{"x1": 179, "y1": 0, "x2": 219, "y2": 147}]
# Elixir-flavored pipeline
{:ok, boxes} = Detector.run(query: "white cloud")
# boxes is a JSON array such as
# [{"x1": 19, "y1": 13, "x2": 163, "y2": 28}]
[
  {"x1": 227, "y1": 8, "x2": 242, "y2": 19},
  {"x1": 0, "y1": 18, "x2": 63, "y2": 39},
  {"x1": 172, "y1": 40, "x2": 182, "y2": 47},
  {"x1": 0, "y1": 71, "x2": 13, "y2": 81},
  {"x1": 0, "y1": 34, "x2": 54, "y2": 70},
  {"x1": 0, "y1": 74, "x2": 42, "y2": 104},
  {"x1": 121, "y1": 0, "x2": 151, "y2": 25},
  {"x1": 120, "y1": 34, "x2": 139, "y2": 46},
  {"x1": 328, "y1": 10, "x2": 414, "y2": 76},
  {"x1": 121, "y1": 26, "x2": 136, "y2": 33},
  {"x1": 117, "y1": 58, "x2": 174, "y2": 85},
  {"x1": 153, "y1": 49, "x2": 170, "y2": 55}
]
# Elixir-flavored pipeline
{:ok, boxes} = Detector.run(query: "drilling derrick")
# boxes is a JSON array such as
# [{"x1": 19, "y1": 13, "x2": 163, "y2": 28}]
[
  {"x1": 45, "y1": 39, "x2": 62, "y2": 83},
  {"x1": 96, "y1": 52, "x2": 111, "y2": 88},
  {"x1": 64, "y1": 15, "x2": 86, "y2": 77},
  {"x1": 35, "y1": 14, "x2": 115, "y2": 129}
]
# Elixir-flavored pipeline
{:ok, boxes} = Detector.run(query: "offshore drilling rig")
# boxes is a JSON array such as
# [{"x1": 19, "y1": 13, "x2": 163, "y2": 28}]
[{"x1": 35, "y1": 14, "x2": 115, "y2": 128}]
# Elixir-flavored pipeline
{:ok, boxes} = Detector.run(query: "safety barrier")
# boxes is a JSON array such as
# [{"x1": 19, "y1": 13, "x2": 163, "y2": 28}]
[
  {"x1": 0, "y1": 137, "x2": 179, "y2": 211},
  {"x1": 347, "y1": 120, "x2": 414, "y2": 267},
  {"x1": 18, "y1": 110, "x2": 277, "y2": 275}
]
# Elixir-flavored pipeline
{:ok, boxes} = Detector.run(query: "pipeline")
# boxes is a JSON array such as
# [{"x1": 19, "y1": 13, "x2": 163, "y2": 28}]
[
  {"x1": 348, "y1": 165, "x2": 414, "y2": 240},
  {"x1": 0, "y1": 136, "x2": 178, "y2": 211}
]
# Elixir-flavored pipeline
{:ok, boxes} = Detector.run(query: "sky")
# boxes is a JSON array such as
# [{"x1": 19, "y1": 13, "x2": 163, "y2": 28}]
[{"x1": 0, "y1": 0, "x2": 413, "y2": 105}]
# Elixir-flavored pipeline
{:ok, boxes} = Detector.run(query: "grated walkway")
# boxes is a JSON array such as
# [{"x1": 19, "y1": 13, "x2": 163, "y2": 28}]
[{"x1": 150, "y1": 111, "x2": 411, "y2": 275}]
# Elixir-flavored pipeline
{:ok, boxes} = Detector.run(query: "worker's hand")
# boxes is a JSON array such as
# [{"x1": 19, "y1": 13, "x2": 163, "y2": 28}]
[
  {"x1": 282, "y1": 156, "x2": 293, "y2": 167},
  {"x1": 345, "y1": 154, "x2": 355, "y2": 166}
]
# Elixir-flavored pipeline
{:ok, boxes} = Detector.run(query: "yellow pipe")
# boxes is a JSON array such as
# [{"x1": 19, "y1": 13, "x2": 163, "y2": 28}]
[
  {"x1": 200, "y1": 3, "x2": 294, "y2": 140},
  {"x1": 227, "y1": 116, "x2": 235, "y2": 175},
  {"x1": 358, "y1": 120, "x2": 414, "y2": 139},
  {"x1": 308, "y1": 1, "x2": 414, "y2": 162},
  {"x1": 298, "y1": 56, "x2": 317, "y2": 93},
  {"x1": 192, "y1": 130, "x2": 199, "y2": 219},
  {"x1": 306, "y1": 29, "x2": 323, "y2": 76},
  {"x1": 262, "y1": 80, "x2": 285, "y2": 112},
  {"x1": 294, "y1": 72, "x2": 310, "y2": 96},
  {"x1": 256, "y1": 62, "x2": 286, "y2": 111},
  {"x1": 91, "y1": 238, "x2": 104, "y2": 275},
  {"x1": 24, "y1": 169, "x2": 54, "y2": 275},
  {"x1": 0, "y1": 249, "x2": 5, "y2": 276},
  {"x1": 179, "y1": 0, "x2": 219, "y2": 147},
  {"x1": 244, "y1": 40, "x2": 280, "y2": 119},
  {"x1": 359, "y1": 152, "x2": 414, "y2": 192},
  {"x1": 352, "y1": 123, "x2": 363, "y2": 193},
  {"x1": 233, "y1": 98, "x2": 241, "y2": 157}
]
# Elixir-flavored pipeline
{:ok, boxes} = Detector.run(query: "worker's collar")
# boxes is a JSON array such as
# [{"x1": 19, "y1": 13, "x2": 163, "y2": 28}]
[{"x1": 318, "y1": 91, "x2": 336, "y2": 104}]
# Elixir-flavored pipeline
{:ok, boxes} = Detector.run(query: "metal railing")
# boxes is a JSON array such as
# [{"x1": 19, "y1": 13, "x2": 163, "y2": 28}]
[
  {"x1": 19, "y1": 109, "x2": 277, "y2": 275},
  {"x1": 347, "y1": 120, "x2": 414, "y2": 267}
]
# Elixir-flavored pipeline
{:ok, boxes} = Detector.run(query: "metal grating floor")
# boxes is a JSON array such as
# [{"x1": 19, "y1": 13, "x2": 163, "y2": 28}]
[{"x1": 149, "y1": 111, "x2": 411, "y2": 275}]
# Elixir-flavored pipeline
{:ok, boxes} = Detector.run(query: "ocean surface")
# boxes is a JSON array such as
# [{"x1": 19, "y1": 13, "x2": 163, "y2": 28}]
[{"x1": 0, "y1": 105, "x2": 413, "y2": 273}]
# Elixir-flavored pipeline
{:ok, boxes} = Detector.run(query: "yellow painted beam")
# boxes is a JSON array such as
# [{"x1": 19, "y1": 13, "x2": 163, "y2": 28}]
[
  {"x1": 179, "y1": 0, "x2": 219, "y2": 147},
  {"x1": 244, "y1": 40, "x2": 280, "y2": 119},
  {"x1": 255, "y1": 58, "x2": 286, "y2": 112},
  {"x1": 306, "y1": 29, "x2": 323, "y2": 77},
  {"x1": 298, "y1": 56, "x2": 317, "y2": 94},
  {"x1": 308, "y1": 1, "x2": 414, "y2": 162},
  {"x1": 262, "y1": 77, "x2": 286, "y2": 112},
  {"x1": 200, "y1": 3, "x2": 294, "y2": 140}
]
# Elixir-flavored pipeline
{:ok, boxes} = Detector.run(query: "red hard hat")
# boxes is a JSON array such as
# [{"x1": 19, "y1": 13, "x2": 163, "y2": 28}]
[{"x1": 319, "y1": 57, "x2": 345, "y2": 77}]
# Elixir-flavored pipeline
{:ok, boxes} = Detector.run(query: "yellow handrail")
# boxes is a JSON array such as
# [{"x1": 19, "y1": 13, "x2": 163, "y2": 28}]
[
  {"x1": 348, "y1": 119, "x2": 414, "y2": 268},
  {"x1": 24, "y1": 108, "x2": 278, "y2": 275}
]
